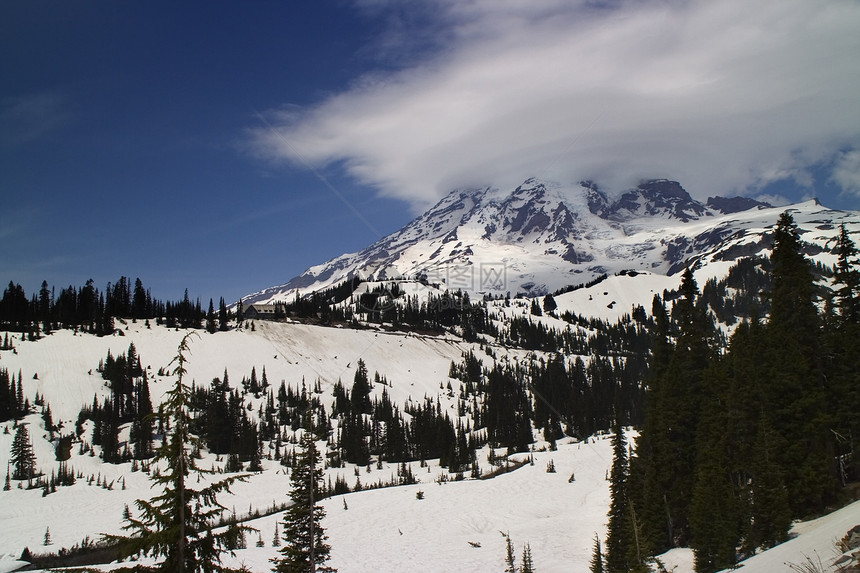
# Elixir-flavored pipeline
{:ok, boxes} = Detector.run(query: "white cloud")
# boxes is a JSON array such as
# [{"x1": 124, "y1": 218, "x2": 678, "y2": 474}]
[
  {"x1": 250, "y1": 0, "x2": 860, "y2": 211},
  {"x1": 831, "y1": 149, "x2": 860, "y2": 198}
]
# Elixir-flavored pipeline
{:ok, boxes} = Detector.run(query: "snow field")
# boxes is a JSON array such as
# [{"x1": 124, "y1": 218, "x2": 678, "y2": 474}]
[
  {"x1": 3, "y1": 295, "x2": 860, "y2": 571},
  {"x1": 199, "y1": 436, "x2": 616, "y2": 573}
]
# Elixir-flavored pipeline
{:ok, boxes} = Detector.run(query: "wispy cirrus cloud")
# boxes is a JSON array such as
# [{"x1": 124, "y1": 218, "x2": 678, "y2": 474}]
[
  {"x1": 0, "y1": 91, "x2": 72, "y2": 147},
  {"x1": 248, "y1": 0, "x2": 860, "y2": 210}
]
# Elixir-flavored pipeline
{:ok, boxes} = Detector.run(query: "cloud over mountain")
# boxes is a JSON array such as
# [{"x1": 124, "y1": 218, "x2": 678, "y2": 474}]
[{"x1": 248, "y1": 0, "x2": 860, "y2": 211}]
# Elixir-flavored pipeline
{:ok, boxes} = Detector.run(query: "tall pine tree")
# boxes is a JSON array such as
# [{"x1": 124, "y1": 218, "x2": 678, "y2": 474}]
[
  {"x1": 827, "y1": 224, "x2": 860, "y2": 481},
  {"x1": 273, "y1": 431, "x2": 335, "y2": 572},
  {"x1": 105, "y1": 334, "x2": 251, "y2": 573},
  {"x1": 605, "y1": 413, "x2": 645, "y2": 572},
  {"x1": 589, "y1": 534, "x2": 604, "y2": 573},
  {"x1": 633, "y1": 268, "x2": 713, "y2": 552},
  {"x1": 10, "y1": 423, "x2": 37, "y2": 481},
  {"x1": 833, "y1": 223, "x2": 860, "y2": 325},
  {"x1": 765, "y1": 211, "x2": 837, "y2": 516}
]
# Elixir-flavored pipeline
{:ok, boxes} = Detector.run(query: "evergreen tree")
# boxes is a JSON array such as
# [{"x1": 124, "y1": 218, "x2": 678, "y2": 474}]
[
  {"x1": 833, "y1": 223, "x2": 860, "y2": 325},
  {"x1": 628, "y1": 297, "x2": 672, "y2": 554},
  {"x1": 503, "y1": 533, "x2": 517, "y2": 573},
  {"x1": 521, "y1": 543, "x2": 535, "y2": 573},
  {"x1": 273, "y1": 431, "x2": 335, "y2": 572},
  {"x1": 104, "y1": 334, "x2": 251, "y2": 572},
  {"x1": 132, "y1": 375, "x2": 155, "y2": 460},
  {"x1": 38, "y1": 280, "x2": 52, "y2": 332},
  {"x1": 664, "y1": 269, "x2": 711, "y2": 547},
  {"x1": 589, "y1": 534, "x2": 604, "y2": 573},
  {"x1": 0, "y1": 369, "x2": 12, "y2": 422},
  {"x1": 826, "y1": 225, "x2": 860, "y2": 481},
  {"x1": 765, "y1": 211, "x2": 836, "y2": 516},
  {"x1": 743, "y1": 411, "x2": 791, "y2": 553},
  {"x1": 689, "y1": 366, "x2": 740, "y2": 573},
  {"x1": 605, "y1": 414, "x2": 636, "y2": 573},
  {"x1": 132, "y1": 278, "x2": 149, "y2": 319},
  {"x1": 218, "y1": 297, "x2": 230, "y2": 331},
  {"x1": 10, "y1": 423, "x2": 37, "y2": 481},
  {"x1": 632, "y1": 270, "x2": 712, "y2": 554},
  {"x1": 350, "y1": 359, "x2": 372, "y2": 415},
  {"x1": 207, "y1": 299, "x2": 217, "y2": 334},
  {"x1": 272, "y1": 522, "x2": 281, "y2": 547}
]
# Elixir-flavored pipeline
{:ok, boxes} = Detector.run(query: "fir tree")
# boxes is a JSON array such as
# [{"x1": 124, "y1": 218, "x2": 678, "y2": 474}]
[
  {"x1": 350, "y1": 359, "x2": 372, "y2": 415},
  {"x1": 104, "y1": 333, "x2": 251, "y2": 573},
  {"x1": 542, "y1": 294, "x2": 557, "y2": 314},
  {"x1": 743, "y1": 411, "x2": 791, "y2": 553},
  {"x1": 132, "y1": 278, "x2": 148, "y2": 319},
  {"x1": 218, "y1": 297, "x2": 230, "y2": 331},
  {"x1": 826, "y1": 226, "x2": 860, "y2": 481},
  {"x1": 272, "y1": 431, "x2": 335, "y2": 572},
  {"x1": 689, "y1": 366, "x2": 740, "y2": 573},
  {"x1": 605, "y1": 414, "x2": 634, "y2": 573},
  {"x1": 589, "y1": 534, "x2": 604, "y2": 573},
  {"x1": 765, "y1": 211, "x2": 836, "y2": 516},
  {"x1": 634, "y1": 269, "x2": 712, "y2": 553},
  {"x1": 206, "y1": 299, "x2": 217, "y2": 334},
  {"x1": 132, "y1": 376, "x2": 155, "y2": 460},
  {"x1": 272, "y1": 521, "x2": 281, "y2": 547},
  {"x1": 833, "y1": 223, "x2": 860, "y2": 325},
  {"x1": 521, "y1": 543, "x2": 535, "y2": 573},
  {"x1": 0, "y1": 369, "x2": 12, "y2": 422},
  {"x1": 10, "y1": 423, "x2": 37, "y2": 481},
  {"x1": 503, "y1": 532, "x2": 517, "y2": 573}
]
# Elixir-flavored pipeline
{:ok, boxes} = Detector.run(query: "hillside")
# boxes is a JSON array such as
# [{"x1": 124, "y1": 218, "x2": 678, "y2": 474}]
[
  {"x1": 2, "y1": 310, "x2": 858, "y2": 573},
  {"x1": 0, "y1": 319, "x2": 607, "y2": 572},
  {"x1": 1, "y1": 310, "x2": 859, "y2": 572}
]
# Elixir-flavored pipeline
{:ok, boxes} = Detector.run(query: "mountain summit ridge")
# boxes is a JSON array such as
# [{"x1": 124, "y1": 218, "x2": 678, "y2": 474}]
[{"x1": 242, "y1": 178, "x2": 846, "y2": 304}]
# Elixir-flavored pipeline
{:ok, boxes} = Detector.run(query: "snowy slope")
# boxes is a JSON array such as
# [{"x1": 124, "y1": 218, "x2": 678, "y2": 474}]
[
  {"x1": 0, "y1": 321, "x2": 487, "y2": 425},
  {"x1": 657, "y1": 499, "x2": 860, "y2": 573},
  {"x1": 4, "y1": 420, "x2": 857, "y2": 573},
  {"x1": 0, "y1": 320, "x2": 520, "y2": 567},
  {"x1": 1, "y1": 312, "x2": 858, "y2": 573},
  {"x1": 221, "y1": 436, "x2": 616, "y2": 573}
]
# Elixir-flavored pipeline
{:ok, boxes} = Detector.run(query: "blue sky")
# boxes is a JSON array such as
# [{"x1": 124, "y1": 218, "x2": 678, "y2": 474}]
[{"x1": 3, "y1": 1, "x2": 860, "y2": 306}]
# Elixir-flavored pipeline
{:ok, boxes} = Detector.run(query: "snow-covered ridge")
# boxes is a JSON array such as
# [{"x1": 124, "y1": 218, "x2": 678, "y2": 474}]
[{"x1": 242, "y1": 177, "x2": 857, "y2": 305}]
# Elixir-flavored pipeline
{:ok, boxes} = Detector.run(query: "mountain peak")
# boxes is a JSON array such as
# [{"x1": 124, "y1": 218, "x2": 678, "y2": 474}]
[
  {"x1": 595, "y1": 179, "x2": 708, "y2": 222},
  {"x1": 242, "y1": 177, "x2": 841, "y2": 304}
]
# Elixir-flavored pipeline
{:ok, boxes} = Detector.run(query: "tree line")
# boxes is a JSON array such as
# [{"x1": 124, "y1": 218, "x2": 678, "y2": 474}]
[{"x1": 0, "y1": 276, "x2": 231, "y2": 336}]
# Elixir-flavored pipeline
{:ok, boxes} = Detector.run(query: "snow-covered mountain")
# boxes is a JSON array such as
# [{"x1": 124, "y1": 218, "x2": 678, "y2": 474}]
[
  {"x1": 3, "y1": 176, "x2": 860, "y2": 573},
  {"x1": 242, "y1": 177, "x2": 850, "y2": 305}
]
